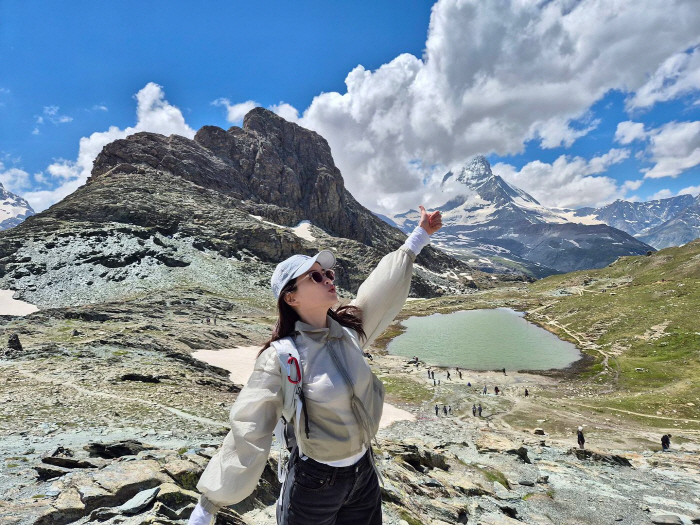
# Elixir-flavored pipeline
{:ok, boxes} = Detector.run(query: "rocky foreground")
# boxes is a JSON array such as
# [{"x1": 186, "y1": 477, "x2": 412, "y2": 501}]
[{"x1": 2, "y1": 315, "x2": 699, "y2": 525}]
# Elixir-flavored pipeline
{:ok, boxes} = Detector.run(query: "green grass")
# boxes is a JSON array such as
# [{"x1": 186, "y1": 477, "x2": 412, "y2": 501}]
[
  {"x1": 475, "y1": 466, "x2": 510, "y2": 489},
  {"x1": 398, "y1": 510, "x2": 424, "y2": 525},
  {"x1": 379, "y1": 375, "x2": 433, "y2": 404}
]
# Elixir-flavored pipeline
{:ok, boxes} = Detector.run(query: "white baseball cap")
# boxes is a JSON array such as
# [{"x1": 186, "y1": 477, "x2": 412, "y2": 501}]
[{"x1": 271, "y1": 250, "x2": 336, "y2": 299}]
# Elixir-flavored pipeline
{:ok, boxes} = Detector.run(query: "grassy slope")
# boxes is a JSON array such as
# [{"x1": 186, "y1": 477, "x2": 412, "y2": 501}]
[{"x1": 393, "y1": 239, "x2": 700, "y2": 427}]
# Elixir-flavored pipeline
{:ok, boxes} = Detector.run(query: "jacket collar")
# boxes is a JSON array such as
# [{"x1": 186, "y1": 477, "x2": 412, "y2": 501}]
[{"x1": 294, "y1": 314, "x2": 345, "y2": 341}]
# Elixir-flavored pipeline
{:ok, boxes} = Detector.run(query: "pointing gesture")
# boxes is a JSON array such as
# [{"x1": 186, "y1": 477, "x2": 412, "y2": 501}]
[{"x1": 418, "y1": 205, "x2": 442, "y2": 235}]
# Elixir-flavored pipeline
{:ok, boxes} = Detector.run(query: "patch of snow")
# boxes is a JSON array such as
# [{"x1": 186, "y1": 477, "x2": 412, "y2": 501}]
[
  {"x1": 291, "y1": 220, "x2": 316, "y2": 242},
  {"x1": 0, "y1": 289, "x2": 39, "y2": 316}
]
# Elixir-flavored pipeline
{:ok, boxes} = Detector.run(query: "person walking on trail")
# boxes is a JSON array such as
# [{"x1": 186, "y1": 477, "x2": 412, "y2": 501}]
[
  {"x1": 442, "y1": 405, "x2": 448, "y2": 416},
  {"x1": 482, "y1": 386, "x2": 487, "y2": 395},
  {"x1": 661, "y1": 434, "x2": 671, "y2": 451},
  {"x1": 427, "y1": 368, "x2": 431, "y2": 379},
  {"x1": 494, "y1": 386, "x2": 500, "y2": 396},
  {"x1": 472, "y1": 404, "x2": 477, "y2": 417},
  {"x1": 502, "y1": 367, "x2": 506, "y2": 375},
  {"x1": 435, "y1": 404, "x2": 439, "y2": 417},
  {"x1": 577, "y1": 426, "x2": 585, "y2": 450},
  {"x1": 448, "y1": 406, "x2": 452, "y2": 415},
  {"x1": 477, "y1": 404, "x2": 482, "y2": 417},
  {"x1": 524, "y1": 388, "x2": 529, "y2": 397},
  {"x1": 446, "y1": 371, "x2": 451, "y2": 380},
  {"x1": 431, "y1": 370, "x2": 435, "y2": 380},
  {"x1": 458, "y1": 370, "x2": 463, "y2": 380},
  {"x1": 190, "y1": 206, "x2": 443, "y2": 525}
]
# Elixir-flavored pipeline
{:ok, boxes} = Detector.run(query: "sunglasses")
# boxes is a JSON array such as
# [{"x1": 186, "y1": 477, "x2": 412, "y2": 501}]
[{"x1": 298, "y1": 268, "x2": 335, "y2": 284}]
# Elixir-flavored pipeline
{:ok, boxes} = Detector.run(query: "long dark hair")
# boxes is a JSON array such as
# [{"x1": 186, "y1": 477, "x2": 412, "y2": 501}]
[{"x1": 257, "y1": 276, "x2": 366, "y2": 358}]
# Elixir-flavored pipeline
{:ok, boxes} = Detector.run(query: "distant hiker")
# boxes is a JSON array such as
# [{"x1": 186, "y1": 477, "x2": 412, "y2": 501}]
[
  {"x1": 190, "y1": 204, "x2": 443, "y2": 525},
  {"x1": 213, "y1": 316, "x2": 216, "y2": 325},
  {"x1": 448, "y1": 405, "x2": 452, "y2": 415},
  {"x1": 477, "y1": 404, "x2": 482, "y2": 417},
  {"x1": 446, "y1": 371, "x2": 451, "y2": 380},
  {"x1": 524, "y1": 388, "x2": 529, "y2": 397},
  {"x1": 427, "y1": 368, "x2": 431, "y2": 378},
  {"x1": 438, "y1": 379, "x2": 441, "y2": 386},
  {"x1": 467, "y1": 381, "x2": 471, "y2": 387},
  {"x1": 661, "y1": 434, "x2": 671, "y2": 451},
  {"x1": 443, "y1": 405, "x2": 448, "y2": 416},
  {"x1": 494, "y1": 386, "x2": 500, "y2": 396},
  {"x1": 363, "y1": 351, "x2": 374, "y2": 361},
  {"x1": 482, "y1": 386, "x2": 487, "y2": 395},
  {"x1": 458, "y1": 370, "x2": 463, "y2": 380},
  {"x1": 431, "y1": 370, "x2": 435, "y2": 379},
  {"x1": 435, "y1": 404, "x2": 439, "y2": 416},
  {"x1": 502, "y1": 367, "x2": 506, "y2": 375},
  {"x1": 472, "y1": 404, "x2": 477, "y2": 416},
  {"x1": 577, "y1": 426, "x2": 585, "y2": 449},
  {"x1": 433, "y1": 379, "x2": 436, "y2": 386},
  {"x1": 206, "y1": 317, "x2": 210, "y2": 325}
]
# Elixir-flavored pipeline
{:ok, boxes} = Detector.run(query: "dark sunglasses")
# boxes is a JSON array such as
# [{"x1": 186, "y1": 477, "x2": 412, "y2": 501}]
[{"x1": 299, "y1": 268, "x2": 335, "y2": 284}]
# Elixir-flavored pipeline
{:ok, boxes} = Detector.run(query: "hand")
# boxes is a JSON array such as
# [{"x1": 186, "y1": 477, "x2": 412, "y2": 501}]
[
  {"x1": 418, "y1": 205, "x2": 442, "y2": 235},
  {"x1": 188, "y1": 503, "x2": 214, "y2": 525}
]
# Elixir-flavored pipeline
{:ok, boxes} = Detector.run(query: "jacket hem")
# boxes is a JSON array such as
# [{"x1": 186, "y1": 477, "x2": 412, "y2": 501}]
[{"x1": 198, "y1": 494, "x2": 221, "y2": 515}]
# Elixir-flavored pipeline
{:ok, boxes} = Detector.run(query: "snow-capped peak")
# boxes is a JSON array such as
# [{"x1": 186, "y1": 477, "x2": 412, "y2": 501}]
[{"x1": 1, "y1": 183, "x2": 35, "y2": 230}]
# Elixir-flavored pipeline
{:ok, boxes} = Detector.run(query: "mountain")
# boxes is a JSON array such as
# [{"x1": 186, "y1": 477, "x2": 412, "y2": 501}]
[
  {"x1": 382, "y1": 157, "x2": 654, "y2": 277},
  {"x1": 569, "y1": 194, "x2": 697, "y2": 248},
  {"x1": 0, "y1": 183, "x2": 34, "y2": 230},
  {"x1": 637, "y1": 193, "x2": 700, "y2": 248},
  {"x1": 0, "y1": 108, "x2": 490, "y2": 310}
]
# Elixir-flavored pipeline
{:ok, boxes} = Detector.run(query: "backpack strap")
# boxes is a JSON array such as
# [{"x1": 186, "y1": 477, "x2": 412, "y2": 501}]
[{"x1": 270, "y1": 336, "x2": 308, "y2": 483}]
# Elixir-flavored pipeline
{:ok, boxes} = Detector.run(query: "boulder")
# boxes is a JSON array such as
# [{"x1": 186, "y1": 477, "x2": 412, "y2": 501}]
[
  {"x1": 163, "y1": 458, "x2": 204, "y2": 491},
  {"x1": 475, "y1": 433, "x2": 530, "y2": 464}
]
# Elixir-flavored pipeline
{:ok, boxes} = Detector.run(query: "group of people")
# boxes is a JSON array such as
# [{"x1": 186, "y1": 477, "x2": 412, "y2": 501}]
[
  {"x1": 575, "y1": 427, "x2": 672, "y2": 452},
  {"x1": 435, "y1": 404, "x2": 453, "y2": 416}
]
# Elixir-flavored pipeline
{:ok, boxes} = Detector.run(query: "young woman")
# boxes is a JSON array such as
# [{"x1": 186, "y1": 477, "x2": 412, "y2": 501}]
[{"x1": 189, "y1": 205, "x2": 442, "y2": 525}]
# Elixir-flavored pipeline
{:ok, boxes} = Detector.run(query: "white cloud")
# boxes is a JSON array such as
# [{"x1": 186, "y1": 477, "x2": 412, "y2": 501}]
[
  {"x1": 643, "y1": 121, "x2": 700, "y2": 178},
  {"x1": 615, "y1": 121, "x2": 647, "y2": 144},
  {"x1": 0, "y1": 161, "x2": 32, "y2": 194},
  {"x1": 0, "y1": 87, "x2": 10, "y2": 94},
  {"x1": 269, "y1": 102, "x2": 300, "y2": 123},
  {"x1": 678, "y1": 185, "x2": 700, "y2": 196},
  {"x1": 650, "y1": 189, "x2": 674, "y2": 200},
  {"x1": 37, "y1": 105, "x2": 72, "y2": 125},
  {"x1": 627, "y1": 46, "x2": 700, "y2": 110},
  {"x1": 31, "y1": 128, "x2": 40, "y2": 136},
  {"x1": 22, "y1": 82, "x2": 195, "y2": 212},
  {"x1": 212, "y1": 98, "x2": 259, "y2": 124},
  {"x1": 272, "y1": 0, "x2": 700, "y2": 215},
  {"x1": 492, "y1": 149, "x2": 635, "y2": 208},
  {"x1": 43, "y1": 106, "x2": 59, "y2": 116},
  {"x1": 92, "y1": 104, "x2": 108, "y2": 111}
]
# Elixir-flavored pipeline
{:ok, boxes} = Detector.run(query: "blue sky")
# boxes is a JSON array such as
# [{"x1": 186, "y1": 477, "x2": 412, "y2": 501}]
[{"x1": 1, "y1": 0, "x2": 699, "y2": 214}]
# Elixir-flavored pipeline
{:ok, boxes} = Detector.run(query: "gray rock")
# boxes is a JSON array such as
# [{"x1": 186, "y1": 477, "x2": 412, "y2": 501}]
[
  {"x1": 118, "y1": 486, "x2": 160, "y2": 515},
  {"x1": 651, "y1": 515, "x2": 683, "y2": 525}
]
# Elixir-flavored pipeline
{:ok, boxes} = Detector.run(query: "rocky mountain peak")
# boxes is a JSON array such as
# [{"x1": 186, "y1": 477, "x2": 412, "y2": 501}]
[
  {"x1": 456, "y1": 155, "x2": 493, "y2": 184},
  {"x1": 0, "y1": 182, "x2": 35, "y2": 231}
]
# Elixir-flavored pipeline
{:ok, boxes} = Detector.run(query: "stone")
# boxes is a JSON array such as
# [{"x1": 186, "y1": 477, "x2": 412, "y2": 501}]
[
  {"x1": 42, "y1": 456, "x2": 100, "y2": 469},
  {"x1": 651, "y1": 515, "x2": 683, "y2": 525},
  {"x1": 475, "y1": 433, "x2": 530, "y2": 464},
  {"x1": 118, "y1": 486, "x2": 160, "y2": 515},
  {"x1": 533, "y1": 428, "x2": 545, "y2": 435},
  {"x1": 163, "y1": 458, "x2": 204, "y2": 491},
  {"x1": 34, "y1": 464, "x2": 73, "y2": 481},
  {"x1": 156, "y1": 482, "x2": 200, "y2": 510},
  {"x1": 568, "y1": 448, "x2": 632, "y2": 467},
  {"x1": 8, "y1": 333, "x2": 22, "y2": 351},
  {"x1": 84, "y1": 439, "x2": 155, "y2": 458}
]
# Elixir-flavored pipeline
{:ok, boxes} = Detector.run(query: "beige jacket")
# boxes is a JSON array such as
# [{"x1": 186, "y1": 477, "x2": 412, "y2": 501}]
[{"x1": 197, "y1": 245, "x2": 418, "y2": 513}]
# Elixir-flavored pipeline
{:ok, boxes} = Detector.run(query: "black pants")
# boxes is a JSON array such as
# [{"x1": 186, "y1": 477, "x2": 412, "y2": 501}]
[{"x1": 276, "y1": 447, "x2": 382, "y2": 525}]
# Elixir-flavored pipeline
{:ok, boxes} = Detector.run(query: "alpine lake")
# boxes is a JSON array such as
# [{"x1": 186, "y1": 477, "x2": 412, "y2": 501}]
[{"x1": 387, "y1": 308, "x2": 581, "y2": 371}]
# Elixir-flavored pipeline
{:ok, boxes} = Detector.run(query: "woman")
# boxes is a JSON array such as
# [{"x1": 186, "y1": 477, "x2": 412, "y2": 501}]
[{"x1": 189, "y1": 205, "x2": 442, "y2": 525}]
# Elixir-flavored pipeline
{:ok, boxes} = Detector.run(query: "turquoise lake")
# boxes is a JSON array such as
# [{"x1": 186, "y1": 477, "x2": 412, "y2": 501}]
[{"x1": 387, "y1": 308, "x2": 581, "y2": 371}]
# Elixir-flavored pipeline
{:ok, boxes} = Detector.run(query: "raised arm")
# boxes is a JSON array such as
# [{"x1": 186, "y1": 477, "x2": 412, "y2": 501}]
[
  {"x1": 194, "y1": 346, "x2": 283, "y2": 516},
  {"x1": 351, "y1": 206, "x2": 441, "y2": 350}
]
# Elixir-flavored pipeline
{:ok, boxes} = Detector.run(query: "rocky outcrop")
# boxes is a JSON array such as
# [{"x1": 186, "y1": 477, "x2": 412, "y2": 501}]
[{"x1": 0, "y1": 108, "x2": 486, "y2": 309}]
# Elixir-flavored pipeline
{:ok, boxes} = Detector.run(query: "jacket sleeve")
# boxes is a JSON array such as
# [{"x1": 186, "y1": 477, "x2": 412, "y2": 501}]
[
  {"x1": 196, "y1": 346, "x2": 283, "y2": 514},
  {"x1": 350, "y1": 245, "x2": 418, "y2": 351}
]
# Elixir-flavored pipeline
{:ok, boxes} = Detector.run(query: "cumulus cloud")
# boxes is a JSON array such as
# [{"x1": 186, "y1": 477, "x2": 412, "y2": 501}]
[
  {"x1": 491, "y1": 149, "x2": 636, "y2": 208},
  {"x1": 92, "y1": 104, "x2": 108, "y2": 111},
  {"x1": 615, "y1": 121, "x2": 647, "y2": 144},
  {"x1": 212, "y1": 98, "x2": 259, "y2": 124},
  {"x1": 627, "y1": 46, "x2": 700, "y2": 110},
  {"x1": 678, "y1": 184, "x2": 700, "y2": 196},
  {"x1": 22, "y1": 82, "x2": 195, "y2": 212},
  {"x1": 649, "y1": 189, "x2": 674, "y2": 200},
  {"x1": 264, "y1": 0, "x2": 700, "y2": 214},
  {"x1": 643, "y1": 121, "x2": 700, "y2": 178},
  {"x1": 0, "y1": 161, "x2": 32, "y2": 195},
  {"x1": 269, "y1": 102, "x2": 300, "y2": 123}
]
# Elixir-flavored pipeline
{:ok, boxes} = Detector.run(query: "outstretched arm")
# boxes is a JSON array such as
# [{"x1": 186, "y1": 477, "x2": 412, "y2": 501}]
[{"x1": 350, "y1": 206, "x2": 442, "y2": 350}]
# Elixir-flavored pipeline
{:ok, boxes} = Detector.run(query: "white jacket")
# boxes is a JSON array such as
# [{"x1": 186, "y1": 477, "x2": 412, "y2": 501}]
[{"x1": 196, "y1": 239, "x2": 426, "y2": 513}]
